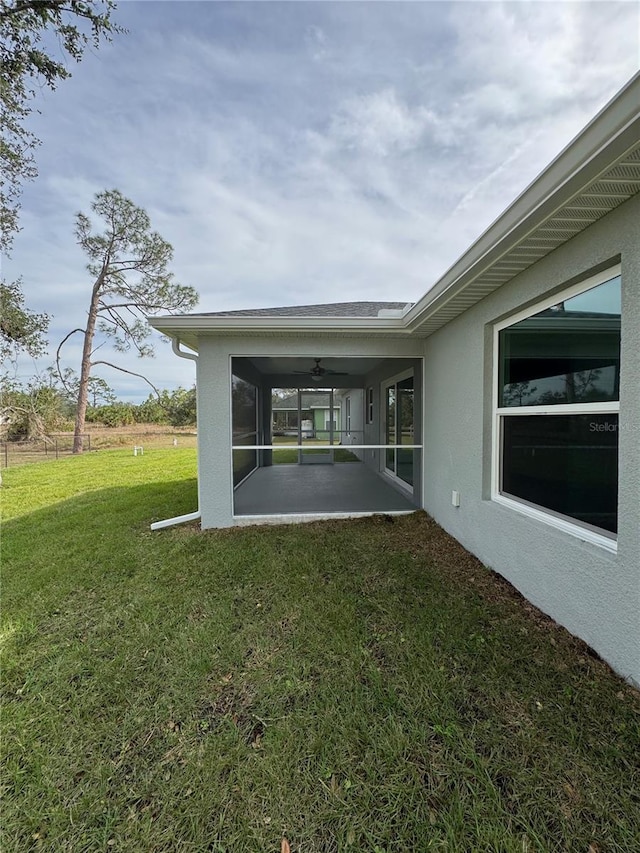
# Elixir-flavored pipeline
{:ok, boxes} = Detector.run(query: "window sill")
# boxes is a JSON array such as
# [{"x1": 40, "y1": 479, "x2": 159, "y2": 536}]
[{"x1": 492, "y1": 493, "x2": 618, "y2": 554}]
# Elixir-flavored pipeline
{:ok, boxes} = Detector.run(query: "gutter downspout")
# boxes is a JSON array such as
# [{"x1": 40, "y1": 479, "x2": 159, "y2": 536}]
[{"x1": 150, "y1": 337, "x2": 201, "y2": 531}]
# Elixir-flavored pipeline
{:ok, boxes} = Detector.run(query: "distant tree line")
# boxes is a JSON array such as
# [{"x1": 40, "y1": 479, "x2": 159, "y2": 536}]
[
  {"x1": 2, "y1": 373, "x2": 196, "y2": 440},
  {"x1": 86, "y1": 388, "x2": 197, "y2": 429}
]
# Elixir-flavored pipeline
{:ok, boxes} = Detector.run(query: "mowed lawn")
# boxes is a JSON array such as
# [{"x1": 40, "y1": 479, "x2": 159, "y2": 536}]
[{"x1": 2, "y1": 450, "x2": 639, "y2": 852}]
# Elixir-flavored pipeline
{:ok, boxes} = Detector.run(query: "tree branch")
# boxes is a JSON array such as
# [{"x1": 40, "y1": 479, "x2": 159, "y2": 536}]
[
  {"x1": 96, "y1": 301, "x2": 142, "y2": 311},
  {"x1": 89, "y1": 360, "x2": 161, "y2": 397},
  {"x1": 55, "y1": 327, "x2": 84, "y2": 391}
]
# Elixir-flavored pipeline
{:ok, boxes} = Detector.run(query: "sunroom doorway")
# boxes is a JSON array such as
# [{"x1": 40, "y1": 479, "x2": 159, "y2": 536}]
[
  {"x1": 271, "y1": 388, "x2": 341, "y2": 465},
  {"x1": 382, "y1": 371, "x2": 415, "y2": 488}
]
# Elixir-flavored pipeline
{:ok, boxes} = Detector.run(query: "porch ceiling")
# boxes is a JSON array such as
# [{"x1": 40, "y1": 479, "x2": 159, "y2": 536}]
[
  {"x1": 235, "y1": 355, "x2": 394, "y2": 389},
  {"x1": 245, "y1": 356, "x2": 387, "y2": 377}
]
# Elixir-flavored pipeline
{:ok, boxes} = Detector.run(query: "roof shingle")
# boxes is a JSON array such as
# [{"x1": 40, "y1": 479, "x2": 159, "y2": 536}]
[{"x1": 197, "y1": 301, "x2": 410, "y2": 318}]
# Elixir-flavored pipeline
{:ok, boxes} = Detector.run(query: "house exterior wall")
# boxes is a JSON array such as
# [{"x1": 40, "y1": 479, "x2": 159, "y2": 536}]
[
  {"x1": 339, "y1": 389, "x2": 365, "y2": 459},
  {"x1": 196, "y1": 337, "x2": 424, "y2": 530},
  {"x1": 422, "y1": 193, "x2": 640, "y2": 684},
  {"x1": 312, "y1": 407, "x2": 340, "y2": 436}
]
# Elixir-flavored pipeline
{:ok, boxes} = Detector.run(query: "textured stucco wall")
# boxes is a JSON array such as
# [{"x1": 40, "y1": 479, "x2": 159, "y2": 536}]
[
  {"x1": 339, "y1": 388, "x2": 365, "y2": 460},
  {"x1": 422, "y1": 193, "x2": 640, "y2": 684}
]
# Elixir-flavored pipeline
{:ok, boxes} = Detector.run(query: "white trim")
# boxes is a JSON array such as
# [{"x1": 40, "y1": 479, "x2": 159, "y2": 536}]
[
  {"x1": 232, "y1": 510, "x2": 416, "y2": 527},
  {"x1": 496, "y1": 401, "x2": 619, "y2": 417},
  {"x1": 491, "y1": 319, "x2": 500, "y2": 498},
  {"x1": 366, "y1": 386, "x2": 374, "y2": 425},
  {"x1": 152, "y1": 314, "x2": 410, "y2": 334},
  {"x1": 232, "y1": 444, "x2": 423, "y2": 451},
  {"x1": 493, "y1": 264, "x2": 621, "y2": 333},
  {"x1": 381, "y1": 368, "x2": 417, "y2": 491},
  {"x1": 491, "y1": 265, "x2": 621, "y2": 549},
  {"x1": 492, "y1": 494, "x2": 617, "y2": 553}
]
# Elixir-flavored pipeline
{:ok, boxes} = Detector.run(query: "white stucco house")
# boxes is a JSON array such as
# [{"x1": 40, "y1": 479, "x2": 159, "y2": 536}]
[{"x1": 149, "y1": 74, "x2": 640, "y2": 685}]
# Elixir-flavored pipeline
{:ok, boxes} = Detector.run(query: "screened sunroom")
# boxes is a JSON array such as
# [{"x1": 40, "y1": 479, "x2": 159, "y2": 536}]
[{"x1": 228, "y1": 355, "x2": 423, "y2": 521}]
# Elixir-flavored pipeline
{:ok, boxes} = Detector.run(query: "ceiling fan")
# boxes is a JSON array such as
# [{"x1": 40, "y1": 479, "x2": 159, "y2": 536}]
[{"x1": 293, "y1": 358, "x2": 349, "y2": 383}]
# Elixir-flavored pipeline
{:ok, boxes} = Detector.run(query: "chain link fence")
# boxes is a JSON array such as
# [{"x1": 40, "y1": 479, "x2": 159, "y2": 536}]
[{"x1": 1, "y1": 430, "x2": 197, "y2": 468}]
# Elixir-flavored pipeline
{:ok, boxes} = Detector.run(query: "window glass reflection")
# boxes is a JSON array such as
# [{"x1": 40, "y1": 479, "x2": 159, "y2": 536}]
[{"x1": 499, "y1": 276, "x2": 621, "y2": 407}]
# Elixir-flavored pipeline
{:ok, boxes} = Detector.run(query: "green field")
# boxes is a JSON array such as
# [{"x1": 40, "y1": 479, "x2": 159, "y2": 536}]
[{"x1": 2, "y1": 449, "x2": 639, "y2": 851}]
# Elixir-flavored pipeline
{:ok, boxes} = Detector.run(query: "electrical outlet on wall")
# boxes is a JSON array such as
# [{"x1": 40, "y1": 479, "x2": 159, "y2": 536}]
[{"x1": 452, "y1": 490, "x2": 460, "y2": 507}]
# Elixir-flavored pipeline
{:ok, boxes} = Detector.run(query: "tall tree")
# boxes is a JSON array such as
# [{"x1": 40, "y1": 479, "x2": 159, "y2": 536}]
[
  {"x1": 1, "y1": 0, "x2": 122, "y2": 251},
  {"x1": 1, "y1": 1, "x2": 122, "y2": 357},
  {"x1": 59, "y1": 189, "x2": 198, "y2": 452}
]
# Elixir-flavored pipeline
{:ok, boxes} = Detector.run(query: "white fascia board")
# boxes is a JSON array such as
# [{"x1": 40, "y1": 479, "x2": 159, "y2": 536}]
[
  {"x1": 404, "y1": 73, "x2": 640, "y2": 330},
  {"x1": 148, "y1": 314, "x2": 409, "y2": 337}
]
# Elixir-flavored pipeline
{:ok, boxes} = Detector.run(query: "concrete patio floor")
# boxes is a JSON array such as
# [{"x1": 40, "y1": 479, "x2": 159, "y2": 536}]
[{"x1": 233, "y1": 462, "x2": 417, "y2": 516}]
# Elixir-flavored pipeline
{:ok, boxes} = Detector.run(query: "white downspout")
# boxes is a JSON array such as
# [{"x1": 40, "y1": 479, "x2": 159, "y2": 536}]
[
  {"x1": 150, "y1": 337, "x2": 201, "y2": 531},
  {"x1": 171, "y1": 337, "x2": 198, "y2": 364}
]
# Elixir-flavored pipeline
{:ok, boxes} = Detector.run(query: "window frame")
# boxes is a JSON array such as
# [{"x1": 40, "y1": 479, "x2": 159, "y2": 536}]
[
  {"x1": 366, "y1": 386, "x2": 374, "y2": 424},
  {"x1": 491, "y1": 264, "x2": 621, "y2": 552},
  {"x1": 381, "y1": 368, "x2": 415, "y2": 492}
]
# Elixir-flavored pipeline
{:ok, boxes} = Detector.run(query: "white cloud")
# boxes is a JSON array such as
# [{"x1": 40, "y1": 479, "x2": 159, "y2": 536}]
[
  {"x1": 4, "y1": 1, "x2": 639, "y2": 400},
  {"x1": 328, "y1": 88, "x2": 445, "y2": 156}
]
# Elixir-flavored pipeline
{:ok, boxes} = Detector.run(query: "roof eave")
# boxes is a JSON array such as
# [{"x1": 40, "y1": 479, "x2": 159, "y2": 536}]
[
  {"x1": 148, "y1": 75, "x2": 640, "y2": 349},
  {"x1": 148, "y1": 314, "x2": 409, "y2": 339},
  {"x1": 404, "y1": 72, "x2": 640, "y2": 332}
]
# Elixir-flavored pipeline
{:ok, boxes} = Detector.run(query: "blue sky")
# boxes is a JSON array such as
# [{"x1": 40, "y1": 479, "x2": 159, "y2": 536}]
[{"x1": 5, "y1": 0, "x2": 639, "y2": 401}]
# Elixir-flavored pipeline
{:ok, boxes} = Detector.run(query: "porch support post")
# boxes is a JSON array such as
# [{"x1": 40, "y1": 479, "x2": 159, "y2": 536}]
[
  {"x1": 197, "y1": 340, "x2": 234, "y2": 528},
  {"x1": 297, "y1": 388, "x2": 302, "y2": 464},
  {"x1": 328, "y1": 389, "x2": 333, "y2": 445},
  {"x1": 261, "y1": 382, "x2": 273, "y2": 467}
]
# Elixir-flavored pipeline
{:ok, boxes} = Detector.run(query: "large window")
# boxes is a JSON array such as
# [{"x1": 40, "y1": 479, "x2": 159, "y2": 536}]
[{"x1": 494, "y1": 267, "x2": 621, "y2": 545}]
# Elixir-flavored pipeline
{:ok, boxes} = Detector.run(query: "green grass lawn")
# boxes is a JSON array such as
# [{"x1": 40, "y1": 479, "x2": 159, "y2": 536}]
[{"x1": 2, "y1": 450, "x2": 639, "y2": 852}]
